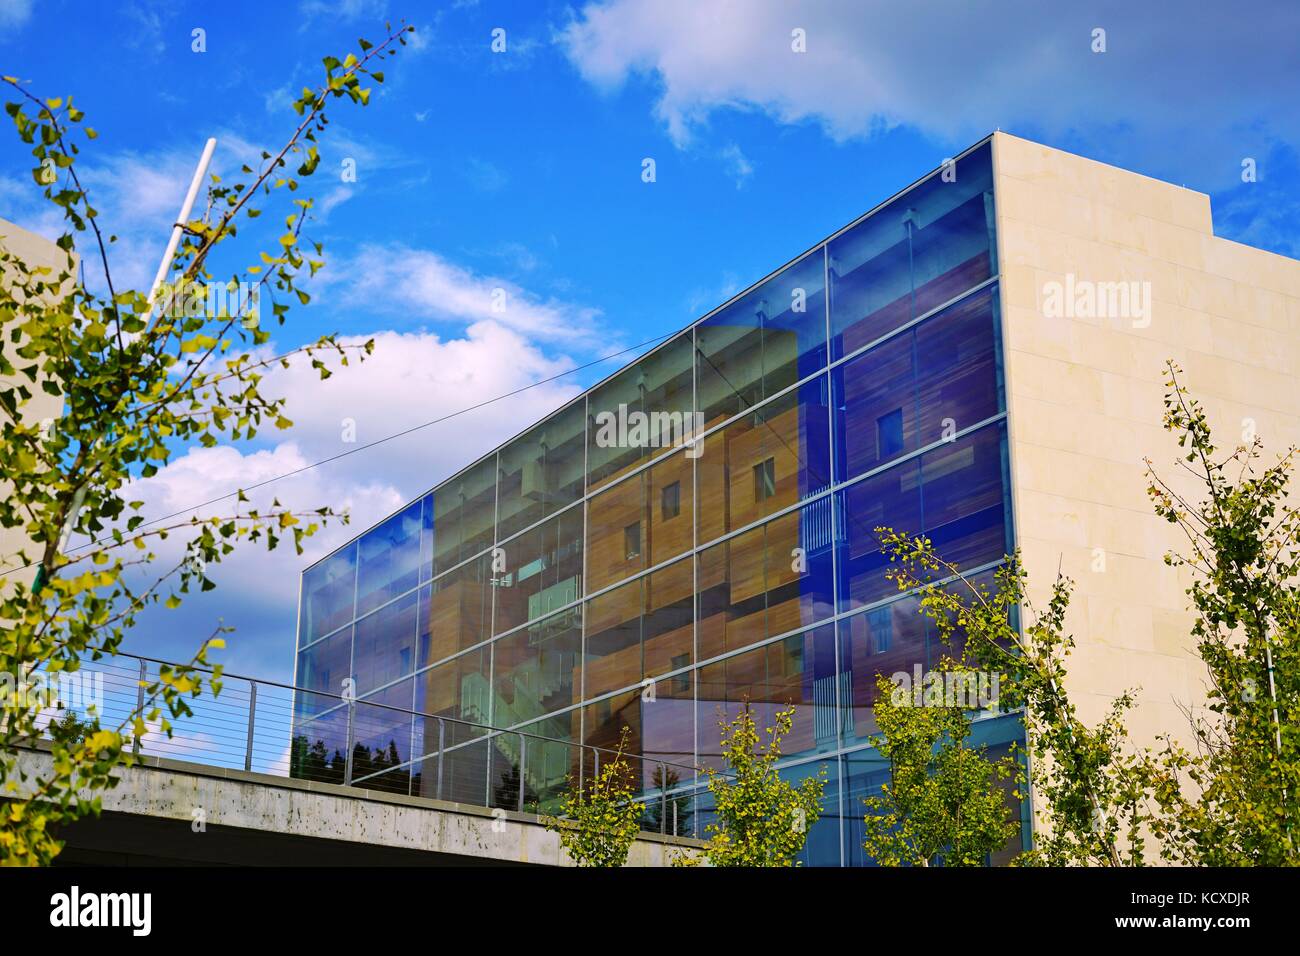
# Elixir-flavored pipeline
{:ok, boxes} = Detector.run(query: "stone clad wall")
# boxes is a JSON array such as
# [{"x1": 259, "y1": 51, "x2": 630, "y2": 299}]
[{"x1": 991, "y1": 132, "x2": 1300, "y2": 747}]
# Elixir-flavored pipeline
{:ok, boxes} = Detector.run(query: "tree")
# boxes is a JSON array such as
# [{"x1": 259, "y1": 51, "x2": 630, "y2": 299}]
[
  {"x1": 699, "y1": 704, "x2": 826, "y2": 867},
  {"x1": 877, "y1": 360, "x2": 1300, "y2": 867},
  {"x1": 862, "y1": 673, "x2": 1022, "y2": 867},
  {"x1": 0, "y1": 22, "x2": 415, "y2": 865},
  {"x1": 878, "y1": 534, "x2": 1154, "y2": 866},
  {"x1": 544, "y1": 728, "x2": 643, "y2": 867},
  {"x1": 1143, "y1": 361, "x2": 1300, "y2": 865}
]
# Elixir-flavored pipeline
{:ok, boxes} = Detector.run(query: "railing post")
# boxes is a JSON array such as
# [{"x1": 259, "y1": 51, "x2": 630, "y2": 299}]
[
  {"x1": 343, "y1": 697, "x2": 356, "y2": 787},
  {"x1": 435, "y1": 717, "x2": 445, "y2": 802},
  {"x1": 659, "y1": 761, "x2": 667, "y2": 835},
  {"x1": 517, "y1": 732, "x2": 526, "y2": 813},
  {"x1": 132, "y1": 658, "x2": 146, "y2": 756},
  {"x1": 244, "y1": 680, "x2": 257, "y2": 773}
]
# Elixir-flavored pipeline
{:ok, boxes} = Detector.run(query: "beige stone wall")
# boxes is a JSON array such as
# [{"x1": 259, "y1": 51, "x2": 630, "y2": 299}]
[
  {"x1": 991, "y1": 132, "x2": 1300, "y2": 749},
  {"x1": 0, "y1": 217, "x2": 68, "y2": 589}
]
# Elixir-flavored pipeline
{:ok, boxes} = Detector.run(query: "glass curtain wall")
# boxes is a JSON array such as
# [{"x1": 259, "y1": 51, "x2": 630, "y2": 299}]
[{"x1": 292, "y1": 140, "x2": 1026, "y2": 863}]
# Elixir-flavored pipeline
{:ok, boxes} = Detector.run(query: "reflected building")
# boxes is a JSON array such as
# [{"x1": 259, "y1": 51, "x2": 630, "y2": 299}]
[{"x1": 290, "y1": 133, "x2": 1300, "y2": 865}]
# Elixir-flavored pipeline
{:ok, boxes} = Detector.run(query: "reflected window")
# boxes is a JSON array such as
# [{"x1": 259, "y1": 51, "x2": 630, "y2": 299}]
[
  {"x1": 624, "y1": 522, "x2": 642, "y2": 561},
  {"x1": 661, "y1": 481, "x2": 681, "y2": 521},
  {"x1": 696, "y1": 377, "x2": 832, "y2": 545},
  {"x1": 753, "y1": 457, "x2": 776, "y2": 502},
  {"x1": 833, "y1": 285, "x2": 1001, "y2": 483},
  {"x1": 835, "y1": 421, "x2": 1010, "y2": 613},
  {"x1": 353, "y1": 589, "x2": 418, "y2": 696},
  {"x1": 585, "y1": 557, "x2": 693, "y2": 698}
]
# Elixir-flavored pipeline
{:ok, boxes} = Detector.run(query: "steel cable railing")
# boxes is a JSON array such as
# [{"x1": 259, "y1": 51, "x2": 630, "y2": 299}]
[{"x1": 26, "y1": 651, "x2": 704, "y2": 838}]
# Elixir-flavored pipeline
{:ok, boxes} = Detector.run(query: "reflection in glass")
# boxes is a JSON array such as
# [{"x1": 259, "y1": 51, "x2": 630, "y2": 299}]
[
  {"x1": 431, "y1": 455, "x2": 496, "y2": 576},
  {"x1": 696, "y1": 625, "x2": 837, "y2": 772},
  {"x1": 419, "y1": 551, "x2": 494, "y2": 665},
  {"x1": 497, "y1": 400, "x2": 585, "y2": 541},
  {"x1": 295, "y1": 625, "x2": 352, "y2": 717},
  {"x1": 696, "y1": 377, "x2": 831, "y2": 544},
  {"x1": 492, "y1": 507, "x2": 582, "y2": 636},
  {"x1": 836, "y1": 422, "x2": 1009, "y2": 612},
  {"x1": 829, "y1": 143, "x2": 995, "y2": 359},
  {"x1": 587, "y1": 449, "x2": 693, "y2": 594},
  {"x1": 491, "y1": 607, "x2": 582, "y2": 727},
  {"x1": 584, "y1": 556, "x2": 694, "y2": 699},
  {"x1": 587, "y1": 334, "x2": 694, "y2": 491},
  {"x1": 352, "y1": 589, "x2": 418, "y2": 697},
  {"x1": 833, "y1": 285, "x2": 1001, "y2": 483},
  {"x1": 298, "y1": 542, "x2": 356, "y2": 646},
  {"x1": 355, "y1": 499, "x2": 424, "y2": 616},
  {"x1": 696, "y1": 247, "x2": 827, "y2": 428},
  {"x1": 352, "y1": 679, "x2": 415, "y2": 794},
  {"x1": 696, "y1": 503, "x2": 834, "y2": 662}
]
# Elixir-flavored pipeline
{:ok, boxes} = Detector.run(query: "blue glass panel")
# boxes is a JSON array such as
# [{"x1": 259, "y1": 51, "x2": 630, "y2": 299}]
[
  {"x1": 353, "y1": 678, "x2": 415, "y2": 794},
  {"x1": 298, "y1": 542, "x2": 356, "y2": 646},
  {"x1": 829, "y1": 143, "x2": 994, "y2": 360},
  {"x1": 835, "y1": 422, "x2": 1009, "y2": 612},
  {"x1": 289, "y1": 705, "x2": 349, "y2": 785},
  {"x1": 833, "y1": 284, "x2": 1001, "y2": 483},
  {"x1": 782, "y1": 758, "x2": 841, "y2": 867},
  {"x1": 587, "y1": 333, "x2": 695, "y2": 491},
  {"x1": 419, "y1": 491, "x2": 434, "y2": 582},
  {"x1": 431, "y1": 455, "x2": 496, "y2": 575},
  {"x1": 294, "y1": 624, "x2": 352, "y2": 716},
  {"x1": 696, "y1": 247, "x2": 827, "y2": 427},
  {"x1": 842, "y1": 713, "x2": 1026, "y2": 866},
  {"x1": 352, "y1": 589, "x2": 418, "y2": 697},
  {"x1": 582, "y1": 673, "x2": 695, "y2": 799},
  {"x1": 355, "y1": 500, "x2": 424, "y2": 616}
]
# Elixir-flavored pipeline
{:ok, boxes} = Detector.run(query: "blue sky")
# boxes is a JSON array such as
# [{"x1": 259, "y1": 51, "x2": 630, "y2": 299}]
[{"x1": 2, "y1": 0, "x2": 1298, "y2": 682}]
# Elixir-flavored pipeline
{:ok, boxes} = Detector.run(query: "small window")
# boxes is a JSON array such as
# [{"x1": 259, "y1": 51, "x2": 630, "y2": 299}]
[
  {"x1": 877, "y1": 409, "x2": 904, "y2": 458},
  {"x1": 624, "y1": 521, "x2": 642, "y2": 560},
  {"x1": 671, "y1": 653, "x2": 690, "y2": 692},
  {"x1": 753, "y1": 457, "x2": 777, "y2": 503},
  {"x1": 661, "y1": 481, "x2": 681, "y2": 520},
  {"x1": 867, "y1": 606, "x2": 892, "y2": 654}
]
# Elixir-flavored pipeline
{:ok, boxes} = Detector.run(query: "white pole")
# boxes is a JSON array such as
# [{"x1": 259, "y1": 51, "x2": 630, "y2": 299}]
[
  {"x1": 146, "y1": 136, "x2": 217, "y2": 314},
  {"x1": 36, "y1": 137, "x2": 219, "y2": 592}
]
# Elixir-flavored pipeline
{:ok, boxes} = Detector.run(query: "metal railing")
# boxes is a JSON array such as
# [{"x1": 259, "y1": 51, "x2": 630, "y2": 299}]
[{"x1": 28, "y1": 651, "x2": 703, "y2": 838}]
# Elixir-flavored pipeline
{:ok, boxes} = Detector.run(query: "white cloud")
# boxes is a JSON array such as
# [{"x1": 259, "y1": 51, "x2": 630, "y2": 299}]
[
  {"x1": 114, "y1": 321, "x2": 585, "y2": 680},
  {"x1": 322, "y1": 243, "x2": 606, "y2": 347},
  {"x1": 718, "y1": 142, "x2": 753, "y2": 189},
  {"x1": 558, "y1": 0, "x2": 1300, "y2": 189}
]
